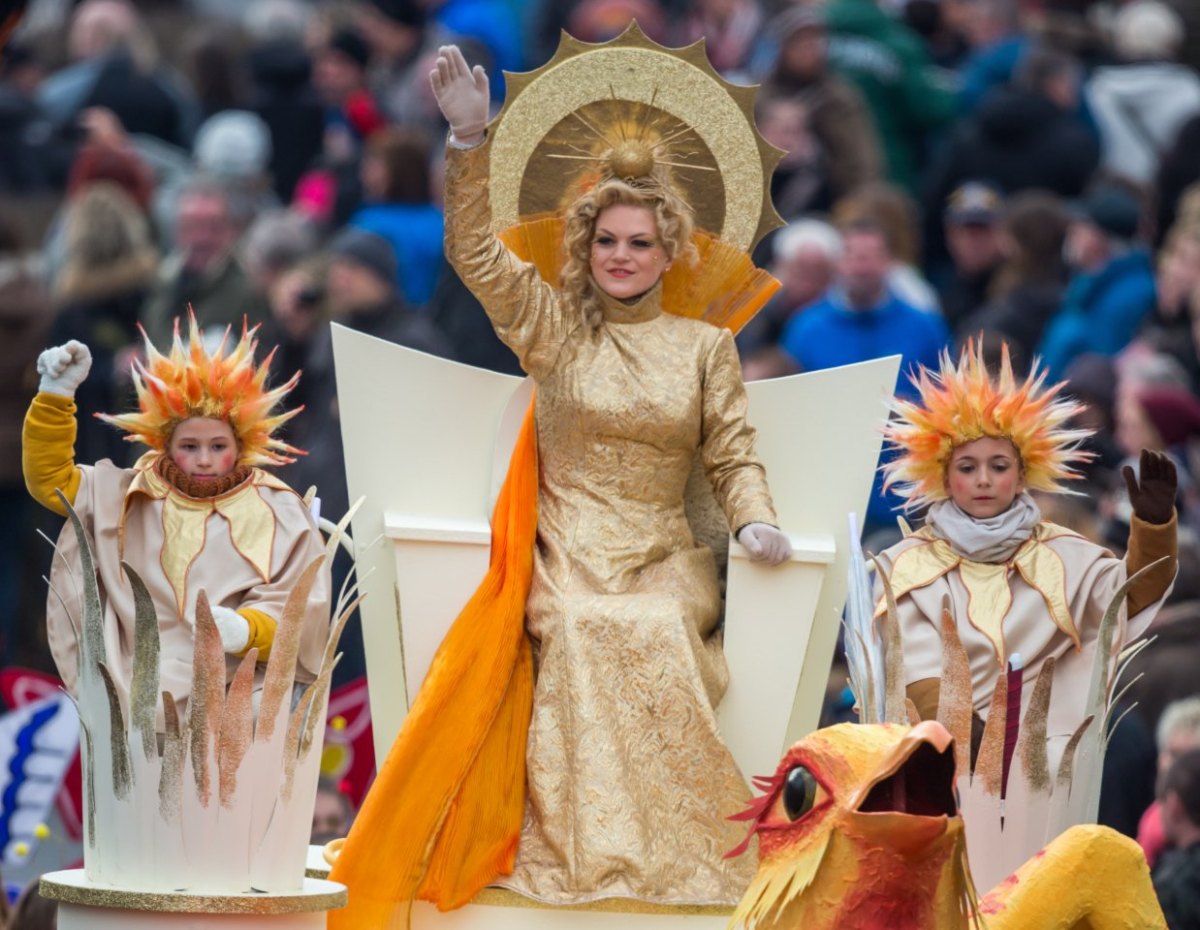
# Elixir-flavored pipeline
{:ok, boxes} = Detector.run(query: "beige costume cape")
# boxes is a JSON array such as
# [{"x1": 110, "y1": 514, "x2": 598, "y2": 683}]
[
  {"x1": 445, "y1": 136, "x2": 777, "y2": 905},
  {"x1": 874, "y1": 519, "x2": 1173, "y2": 766},
  {"x1": 47, "y1": 453, "x2": 331, "y2": 716}
]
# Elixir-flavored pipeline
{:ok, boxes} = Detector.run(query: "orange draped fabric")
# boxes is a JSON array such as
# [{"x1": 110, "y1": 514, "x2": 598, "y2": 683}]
[{"x1": 328, "y1": 402, "x2": 538, "y2": 926}]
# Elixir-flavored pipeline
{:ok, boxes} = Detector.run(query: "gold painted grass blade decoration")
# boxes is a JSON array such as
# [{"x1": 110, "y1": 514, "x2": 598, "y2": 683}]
[
  {"x1": 256, "y1": 556, "x2": 325, "y2": 743},
  {"x1": 190, "y1": 591, "x2": 227, "y2": 807},
  {"x1": 936, "y1": 596, "x2": 973, "y2": 779},
  {"x1": 218, "y1": 649, "x2": 258, "y2": 809},
  {"x1": 43, "y1": 576, "x2": 81, "y2": 657},
  {"x1": 871, "y1": 555, "x2": 907, "y2": 725},
  {"x1": 324, "y1": 496, "x2": 364, "y2": 560},
  {"x1": 280, "y1": 684, "x2": 317, "y2": 803},
  {"x1": 1056, "y1": 714, "x2": 1094, "y2": 794},
  {"x1": 80, "y1": 718, "x2": 96, "y2": 847},
  {"x1": 38, "y1": 527, "x2": 81, "y2": 613},
  {"x1": 97, "y1": 661, "x2": 132, "y2": 799},
  {"x1": 1084, "y1": 556, "x2": 1171, "y2": 715},
  {"x1": 123, "y1": 562, "x2": 160, "y2": 761},
  {"x1": 975, "y1": 671, "x2": 1008, "y2": 796},
  {"x1": 1017, "y1": 657, "x2": 1054, "y2": 794},
  {"x1": 159, "y1": 692, "x2": 184, "y2": 821},
  {"x1": 300, "y1": 655, "x2": 343, "y2": 756},
  {"x1": 56, "y1": 491, "x2": 106, "y2": 672},
  {"x1": 319, "y1": 593, "x2": 364, "y2": 687}
]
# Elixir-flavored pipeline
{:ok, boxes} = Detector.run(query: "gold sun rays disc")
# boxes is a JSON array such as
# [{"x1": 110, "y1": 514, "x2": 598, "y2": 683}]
[{"x1": 488, "y1": 23, "x2": 784, "y2": 253}]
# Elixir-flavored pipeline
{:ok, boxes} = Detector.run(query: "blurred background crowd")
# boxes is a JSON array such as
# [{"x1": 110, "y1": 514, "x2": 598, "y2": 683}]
[{"x1": 4, "y1": 0, "x2": 1200, "y2": 921}]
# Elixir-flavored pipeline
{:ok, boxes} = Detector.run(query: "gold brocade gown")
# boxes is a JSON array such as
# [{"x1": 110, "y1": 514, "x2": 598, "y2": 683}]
[{"x1": 444, "y1": 137, "x2": 778, "y2": 906}]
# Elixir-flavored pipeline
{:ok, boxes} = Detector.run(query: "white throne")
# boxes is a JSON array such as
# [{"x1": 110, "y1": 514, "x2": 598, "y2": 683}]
[{"x1": 332, "y1": 324, "x2": 898, "y2": 928}]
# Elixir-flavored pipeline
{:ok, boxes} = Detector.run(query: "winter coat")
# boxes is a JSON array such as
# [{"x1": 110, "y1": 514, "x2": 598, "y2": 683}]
[
  {"x1": 824, "y1": 0, "x2": 957, "y2": 191},
  {"x1": 1155, "y1": 111, "x2": 1200, "y2": 244},
  {"x1": 1038, "y1": 249, "x2": 1157, "y2": 380},
  {"x1": 349, "y1": 204, "x2": 445, "y2": 308},
  {"x1": 0, "y1": 255, "x2": 52, "y2": 485},
  {"x1": 38, "y1": 53, "x2": 199, "y2": 149},
  {"x1": 248, "y1": 41, "x2": 325, "y2": 202},
  {"x1": 763, "y1": 72, "x2": 882, "y2": 201},
  {"x1": 1087, "y1": 62, "x2": 1200, "y2": 186},
  {"x1": 781, "y1": 286, "x2": 948, "y2": 525},
  {"x1": 958, "y1": 36, "x2": 1030, "y2": 114},
  {"x1": 923, "y1": 87, "x2": 1099, "y2": 268},
  {"x1": 924, "y1": 87, "x2": 1100, "y2": 214},
  {"x1": 140, "y1": 252, "x2": 268, "y2": 348},
  {"x1": 1155, "y1": 842, "x2": 1200, "y2": 930},
  {"x1": 959, "y1": 280, "x2": 1065, "y2": 370}
]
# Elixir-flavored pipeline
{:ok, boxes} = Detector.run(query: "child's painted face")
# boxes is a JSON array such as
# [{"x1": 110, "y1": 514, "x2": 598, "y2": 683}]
[
  {"x1": 168, "y1": 418, "x2": 239, "y2": 479},
  {"x1": 945, "y1": 436, "x2": 1024, "y2": 519}
]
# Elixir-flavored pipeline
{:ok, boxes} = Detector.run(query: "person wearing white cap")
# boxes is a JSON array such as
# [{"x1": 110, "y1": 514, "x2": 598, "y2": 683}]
[{"x1": 1087, "y1": 0, "x2": 1200, "y2": 186}]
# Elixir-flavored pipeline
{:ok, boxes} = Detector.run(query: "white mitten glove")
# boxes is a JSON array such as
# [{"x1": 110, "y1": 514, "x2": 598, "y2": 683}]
[
  {"x1": 429, "y1": 44, "x2": 490, "y2": 145},
  {"x1": 737, "y1": 522, "x2": 793, "y2": 566},
  {"x1": 211, "y1": 605, "x2": 250, "y2": 654},
  {"x1": 37, "y1": 341, "x2": 92, "y2": 397}
]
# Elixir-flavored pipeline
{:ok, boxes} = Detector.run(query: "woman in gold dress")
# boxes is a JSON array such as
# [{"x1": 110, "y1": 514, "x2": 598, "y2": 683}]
[
  {"x1": 435, "y1": 43, "x2": 791, "y2": 906},
  {"x1": 329, "y1": 40, "x2": 792, "y2": 924}
]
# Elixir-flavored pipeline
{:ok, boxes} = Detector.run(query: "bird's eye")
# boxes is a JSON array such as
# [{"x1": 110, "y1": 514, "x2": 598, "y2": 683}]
[{"x1": 783, "y1": 765, "x2": 819, "y2": 821}]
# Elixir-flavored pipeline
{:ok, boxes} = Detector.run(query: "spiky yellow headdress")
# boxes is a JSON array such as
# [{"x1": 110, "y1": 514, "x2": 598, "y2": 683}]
[
  {"x1": 881, "y1": 342, "x2": 1093, "y2": 510},
  {"x1": 98, "y1": 315, "x2": 303, "y2": 467}
]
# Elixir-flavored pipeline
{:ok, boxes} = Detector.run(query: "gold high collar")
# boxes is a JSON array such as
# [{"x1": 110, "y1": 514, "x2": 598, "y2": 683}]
[
  {"x1": 595, "y1": 280, "x2": 664, "y2": 324},
  {"x1": 121, "y1": 453, "x2": 295, "y2": 617},
  {"x1": 875, "y1": 523, "x2": 1084, "y2": 666}
]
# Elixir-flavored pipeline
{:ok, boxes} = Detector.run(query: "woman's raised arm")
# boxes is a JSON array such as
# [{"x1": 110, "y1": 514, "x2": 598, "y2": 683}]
[{"x1": 432, "y1": 46, "x2": 576, "y2": 379}]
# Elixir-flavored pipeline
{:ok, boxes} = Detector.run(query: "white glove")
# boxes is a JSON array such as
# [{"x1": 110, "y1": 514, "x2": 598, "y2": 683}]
[
  {"x1": 737, "y1": 523, "x2": 793, "y2": 566},
  {"x1": 37, "y1": 341, "x2": 92, "y2": 397},
  {"x1": 211, "y1": 605, "x2": 250, "y2": 654},
  {"x1": 429, "y1": 44, "x2": 490, "y2": 145}
]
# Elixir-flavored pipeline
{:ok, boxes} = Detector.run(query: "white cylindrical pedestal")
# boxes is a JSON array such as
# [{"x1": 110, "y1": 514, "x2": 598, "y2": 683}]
[{"x1": 41, "y1": 870, "x2": 346, "y2": 929}]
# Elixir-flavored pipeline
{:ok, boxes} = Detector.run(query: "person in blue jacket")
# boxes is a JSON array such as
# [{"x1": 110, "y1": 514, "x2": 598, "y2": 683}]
[
  {"x1": 350, "y1": 126, "x2": 444, "y2": 307},
  {"x1": 1038, "y1": 186, "x2": 1157, "y2": 381},
  {"x1": 781, "y1": 219, "x2": 948, "y2": 535}
]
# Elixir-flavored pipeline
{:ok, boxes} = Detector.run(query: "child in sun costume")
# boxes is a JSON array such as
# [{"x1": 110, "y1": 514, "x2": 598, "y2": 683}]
[
  {"x1": 871, "y1": 342, "x2": 1177, "y2": 883},
  {"x1": 22, "y1": 320, "x2": 330, "y2": 715},
  {"x1": 330, "y1": 28, "x2": 795, "y2": 924}
]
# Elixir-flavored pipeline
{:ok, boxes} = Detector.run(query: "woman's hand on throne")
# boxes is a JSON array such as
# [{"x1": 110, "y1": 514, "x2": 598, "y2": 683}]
[
  {"x1": 737, "y1": 523, "x2": 793, "y2": 566},
  {"x1": 429, "y1": 44, "x2": 489, "y2": 146}
]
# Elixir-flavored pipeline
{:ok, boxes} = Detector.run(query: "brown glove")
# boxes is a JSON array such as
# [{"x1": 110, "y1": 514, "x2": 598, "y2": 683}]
[{"x1": 1123, "y1": 449, "x2": 1178, "y2": 525}]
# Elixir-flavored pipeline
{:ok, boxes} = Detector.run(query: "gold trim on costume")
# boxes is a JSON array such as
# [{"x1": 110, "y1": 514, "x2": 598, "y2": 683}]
[
  {"x1": 122, "y1": 455, "x2": 291, "y2": 616},
  {"x1": 876, "y1": 523, "x2": 1084, "y2": 664}
]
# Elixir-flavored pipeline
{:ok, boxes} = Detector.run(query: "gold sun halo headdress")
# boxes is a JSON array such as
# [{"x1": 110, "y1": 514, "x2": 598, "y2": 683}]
[
  {"x1": 881, "y1": 342, "x2": 1094, "y2": 510},
  {"x1": 98, "y1": 314, "x2": 303, "y2": 467},
  {"x1": 487, "y1": 22, "x2": 786, "y2": 333}
]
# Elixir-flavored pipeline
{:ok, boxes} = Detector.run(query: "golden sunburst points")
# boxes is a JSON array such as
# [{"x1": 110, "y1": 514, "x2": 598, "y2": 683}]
[{"x1": 488, "y1": 21, "x2": 784, "y2": 251}]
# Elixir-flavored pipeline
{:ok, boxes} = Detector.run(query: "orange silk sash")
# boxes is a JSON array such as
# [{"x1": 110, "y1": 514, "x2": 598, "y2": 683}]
[{"x1": 329, "y1": 401, "x2": 538, "y2": 925}]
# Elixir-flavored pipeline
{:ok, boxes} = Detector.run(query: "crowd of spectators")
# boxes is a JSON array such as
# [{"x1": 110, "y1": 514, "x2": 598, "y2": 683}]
[{"x1": 3, "y1": 0, "x2": 1200, "y2": 918}]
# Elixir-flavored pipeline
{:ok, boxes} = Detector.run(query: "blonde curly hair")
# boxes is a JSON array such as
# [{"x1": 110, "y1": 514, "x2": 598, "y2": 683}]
[{"x1": 561, "y1": 171, "x2": 697, "y2": 330}]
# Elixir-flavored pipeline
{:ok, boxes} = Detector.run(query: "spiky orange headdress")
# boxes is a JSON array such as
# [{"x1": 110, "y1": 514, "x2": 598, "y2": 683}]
[
  {"x1": 98, "y1": 315, "x2": 303, "y2": 467},
  {"x1": 881, "y1": 342, "x2": 1093, "y2": 510}
]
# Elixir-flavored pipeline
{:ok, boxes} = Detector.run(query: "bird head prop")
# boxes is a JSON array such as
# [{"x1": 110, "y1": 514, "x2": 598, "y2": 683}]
[{"x1": 729, "y1": 720, "x2": 977, "y2": 930}]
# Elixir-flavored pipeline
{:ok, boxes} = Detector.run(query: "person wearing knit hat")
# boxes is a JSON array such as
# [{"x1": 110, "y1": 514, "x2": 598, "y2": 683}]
[
  {"x1": 194, "y1": 110, "x2": 274, "y2": 182},
  {"x1": 1121, "y1": 386, "x2": 1200, "y2": 453},
  {"x1": 328, "y1": 227, "x2": 397, "y2": 284},
  {"x1": 324, "y1": 226, "x2": 451, "y2": 358},
  {"x1": 315, "y1": 27, "x2": 384, "y2": 146},
  {"x1": 353, "y1": 0, "x2": 424, "y2": 83},
  {"x1": 1038, "y1": 184, "x2": 1156, "y2": 380}
]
